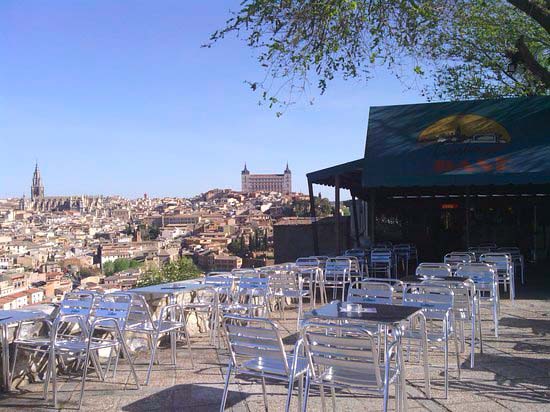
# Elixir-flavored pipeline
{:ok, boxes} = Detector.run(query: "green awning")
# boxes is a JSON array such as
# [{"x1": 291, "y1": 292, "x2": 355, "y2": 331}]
[
  {"x1": 306, "y1": 159, "x2": 363, "y2": 192},
  {"x1": 362, "y1": 96, "x2": 550, "y2": 188}
]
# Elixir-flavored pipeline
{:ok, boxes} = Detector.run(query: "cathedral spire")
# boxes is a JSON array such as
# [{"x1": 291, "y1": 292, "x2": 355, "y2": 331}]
[
  {"x1": 241, "y1": 162, "x2": 250, "y2": 174},
  {"x1": 284, "y1": 162, "x2": 291, "y2": 173},
  {"x1": 31, "y1": 162, "x2": 44, "y2": 200}
]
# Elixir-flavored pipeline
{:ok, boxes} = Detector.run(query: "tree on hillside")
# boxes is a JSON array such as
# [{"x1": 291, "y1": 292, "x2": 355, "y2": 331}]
[
  {"x1": 137, "y1": 257, "x2": 201, "y2": 287},
  {"x1": 103, "y1": 258, "x2": 141, "y2": 276},
  {"x1": 287, "y1": 198, "x2": 333, "y2": 217},
  {"x1": 209, "y1": 0, "x2": 549, "y2": 112}
]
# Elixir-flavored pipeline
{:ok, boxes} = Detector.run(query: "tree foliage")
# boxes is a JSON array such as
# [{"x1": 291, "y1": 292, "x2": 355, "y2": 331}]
[
  {"x1": 136, "y1": 257, "x2": 202, "y2": 287},
  {"x1": 286, "y1": 197, "x2": 333, "y2": 217},
  {"x1": 208, "y1": 0, "x2": 549, "y2": 109},
  {"x1": 103, "y1": 258, "x2": 141, "y2": 276}
]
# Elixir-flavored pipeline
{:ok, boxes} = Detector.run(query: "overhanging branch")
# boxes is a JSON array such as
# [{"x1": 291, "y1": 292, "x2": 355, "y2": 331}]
[
  {"x1": 507, "y1": 0, "x2": 550, "y2": 35},
  {"x1": 509, "y1": 36, "x2": 550, "y2": 87}
]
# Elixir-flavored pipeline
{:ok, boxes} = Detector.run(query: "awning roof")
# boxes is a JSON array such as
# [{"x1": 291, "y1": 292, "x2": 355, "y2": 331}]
[
  {"x1": 307, "y1": 96, "x2": 550, "y2": 194},
  {"x1": 306, "y1": 159, "x2": 363, "y2": 192}
]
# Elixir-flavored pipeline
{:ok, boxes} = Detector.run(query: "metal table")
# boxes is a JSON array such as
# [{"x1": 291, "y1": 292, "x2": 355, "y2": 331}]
[
  {"x1": 0, "y1": 308, "x2": 52, "y2": 391},
  {"x1": 131, "y1": 280, "x2": 205, "y2": 303},
  {"x1": 306, "y1": 301, "x2": 428, "y2": 409}
]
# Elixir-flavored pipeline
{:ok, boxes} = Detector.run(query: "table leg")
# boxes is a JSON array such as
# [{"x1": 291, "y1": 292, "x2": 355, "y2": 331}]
[
  {"x1": 470, "y1": 296, "x2": 476, "y2": 369},
  {"x1": 2, "y1": 324, "x2": 10, "y2": 392}
]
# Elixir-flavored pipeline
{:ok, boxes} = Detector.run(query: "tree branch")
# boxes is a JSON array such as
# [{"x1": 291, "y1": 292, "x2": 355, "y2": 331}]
[
  {"x1": 509, "y1": 35, "x2": 550, "y2": 87},
  {"x1": 507, "y1": 0, "x2": 550, "y2": 35}
]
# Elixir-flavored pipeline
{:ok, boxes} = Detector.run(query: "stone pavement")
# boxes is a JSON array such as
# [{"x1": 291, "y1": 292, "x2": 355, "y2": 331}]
[{"x1": 0, "y1": 298, "x2": 548, "y2": 412}]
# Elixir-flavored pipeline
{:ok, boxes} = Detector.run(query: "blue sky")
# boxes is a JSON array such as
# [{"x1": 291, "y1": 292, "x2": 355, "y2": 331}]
[{"x1": 1, "y1": 0, "x2": 424, "y2": 199}]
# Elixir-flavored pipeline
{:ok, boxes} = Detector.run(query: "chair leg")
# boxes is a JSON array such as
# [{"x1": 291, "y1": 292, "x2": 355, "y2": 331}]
[
  {"x1": 261, "y1": 376, "x2": 268, "y2": 410},
  {"x1": 145, "y1": 334, "x2": 158, "y2": 385},
  {"x1": 183, "y1": 323, "x2": 195, "y2": 369},
  {"x1": 298, "y1": 375, "x2": 303, "y2": 411},
  {"x1": 220, "y1": 363, "x2": 232, "y2": 412},
  {"x1": 319, "y1": 384, "x2": 326, "y2": 412},
  {"x1": 10, "y1": 345, "x2": 19, "y2": 388},
  {"x1": 454, "y1": 333, "x2": 461, "y2": 381},
  {"x1": 285, "y1": 375, "x2": 295, "y2": 412},
  {"x1": 78, "y1": 351, "x2": 92, "y2": 410},
  {"x1": 330, "y1": 387, "x2": 336, "y2": 412},
  {"x1": 444, "y1": 337, "x2": 449, "y2": 399},
  {"x1": 302, "y1": 373, "x2": 310, "y2": 412}
]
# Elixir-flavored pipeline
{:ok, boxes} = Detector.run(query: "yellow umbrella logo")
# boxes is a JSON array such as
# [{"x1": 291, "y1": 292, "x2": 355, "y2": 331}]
[{"x1": 418, "y1": 114, "x2": 510, "y2": 144}]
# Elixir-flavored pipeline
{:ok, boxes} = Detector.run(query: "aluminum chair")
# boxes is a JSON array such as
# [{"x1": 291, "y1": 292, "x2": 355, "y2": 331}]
[
  {"x1": 456, "y1": 263, "x2": 500, "y2": 337},
  {"x1": 416, "y1": 263, "x2": 452, "y2": 279},
  {"x1": 358, "y1": 278, "x2": 406, "y2": 303},
  {"x1": 393, "y1": 244, "x2": 413, "y2": 276},
  {"x1": 444, "y1": 253, "x2": 473, "y2": 273},
  {"x1": 301, "y1": 321, "x2": 405, "y2": 412},
  {"x1": 295, "y1": 257, "x2": 323, "y2": 306},
  {"x1": 402, "y1": 284, "x2": 460, "y2": 398},
  {"x1": 267, "y1": 270, "x2": 308, "y2": 329},
  {"x1": 182, "y1": 285, "x2": 219, "y2": 346},
  {"x1": 323, "y1": 257, "x2": 352, "y2": 302},
  {"x1": 224, "y1": 276, "x2": 270, "y2": 317},
  {"x1": 220, "y1": 314, "x2": 308, "y2": 412},
  {"x1": 344, "y1": 249, "x2": 367, "y2": 276},
  {"x1": 122, "y1": 292, "x2": 194, "y2": 385},
  {"x1": 496, "y1": 247, "x2": 525, "y2": 285},
  {"x1": 11, "y1": 291, "x2": 104, "y2": 394},
  {"x1": 480, "y1": 253, "x2": 515, "y2": 300},
  {"x1": 370, "y1": 248, "x2": 393, "y2": 278},
  {"x1": 421, "y1": 278, "x2": 481, "y2": 368},
  {"x1": 347, "y1": 281, "x2": 394, "y2": 305},
  {"x1": 49, "y1": 293, "x2": 140, "y2": 409}
]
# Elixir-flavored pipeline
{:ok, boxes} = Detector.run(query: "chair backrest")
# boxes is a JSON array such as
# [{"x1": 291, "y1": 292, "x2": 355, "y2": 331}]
[
  {"x1": 344, "y1": 249, "x2": 366, "y2": 259},
  {"x1": 496, "y1": 247, "x2": 522, "y2": 261},
  {"x1": 456, "y1": 263, "x2": 498, "y2": 289},
  {"x1": 302, "y1": 322, "x2": 382, "y2": 388},
  {"x1": 267, "y1": 270, "x2": 300, "y2": 292},
  {"x1": 403, "y1": 284, "x2": 454, "y2": 321},
  {"x1": 237, "y1": 276, "x2": 269, "y2": 295},
  {"x1": 479, "y1": 253, "x2": 512, "y2": 272},
  {"x1": 393, "y1": 244, "x2": 412, "y2": 258},
  {"x1": 420, "y1": 279, "x2": 472, "y2": 317},
  {"x1": 204, "y1": 274, "x2": 235, "y2": 289},
  {"x1": 336, "y1": 256, "x2": 361, "y2": 274},
  {"x1": 325, "y1": 257, "x2": 351, "y2": 281},
  {"x1": 58, "y1": 291, "x2": 97, "y2": 319},
  {"x1": 92, "y1": 293, "x2": 132, "y2": 330},
  {"x1": 346, "y1": 281, "x2": 394, "y2": 304},
  {"x1": 416, "y1": 263, "x2": 452, "y2": 279},
  {"x1": 370, "y1": 248, "x2": 392, "y2": 264},
  {"x1": 360, "y1": 277, "x2": 405, "y2": 293},
  {"x1": 310, "y1": 256, "x2": 329, "y2": 269},
  {"x1": 444, "y1": 253, "x2": 473, "y2": 268},
  {"x1": 223, "y1": 315, "x2": 289, "y2": 375},
  {"x1": 295, "y1": 257, "x2": 321, "y2": 268}
]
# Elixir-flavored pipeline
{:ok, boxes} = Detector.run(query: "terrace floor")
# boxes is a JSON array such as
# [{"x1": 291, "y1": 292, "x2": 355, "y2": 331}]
[{"x1": 0, "y1": 297, "x2": 549, "y2": 412}]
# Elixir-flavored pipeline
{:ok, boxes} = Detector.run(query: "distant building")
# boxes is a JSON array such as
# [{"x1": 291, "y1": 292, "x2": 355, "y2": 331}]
[
  {"x1": 25, "y1": 162, "x2": 103, "y2": 212},
  {"x1": 241, "y1": 163, "x2": 292, "y2": 194}
]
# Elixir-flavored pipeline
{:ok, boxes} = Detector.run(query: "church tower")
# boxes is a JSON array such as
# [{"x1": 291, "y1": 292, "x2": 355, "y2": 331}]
[
  {"x1": 241, "y1": 163, "x2": 250, "y2": 193},
  {"x1": 31, "y1": 162, "x2": 45, "y2": 201},
  {"x1": 283, "y1": 162, "x2": 292, "y2": 194}
]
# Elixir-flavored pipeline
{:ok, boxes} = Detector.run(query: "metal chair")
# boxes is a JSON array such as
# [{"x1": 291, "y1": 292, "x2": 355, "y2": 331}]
[
  {"x1": 10, "y1": 291, "x2": 104, "y2": 394},
  {"x1": 421, "y1": 278, "x2": 481, "y2": 368},
  {"x1": 295, "y1": 257, "x2": 323, "y2": 307},
  {"x1": 456, "y1": 263, "x2": 500, "y2": 337},
  {"x1": 182, "y1": 285, "x2": 220, "y2": 346},
  {"x1": 370, "y1": 248, "x2": 393, "y2": 278},
  {"x1": 393, "y1": 244, "x2": 413, "y2": 276},
  {"x1": 344, "y1": 249, "x2": 367, "y2": 276},
  {"x1": 123, "y1": 292, "x2": 194, "y2": 385},
  {"x1": 48, "y1": 293, "x2": 140, "y2": 409},
  {"x1": 220, "y1": 314, "x2": 308, "y2": 412},
  {"x1": 323, "y1": 257, "x2": 352, "y2": 302},
  {"x1": 267, "y1": 270, "x2": 309, "y2": 329},
  {"x1": 496, "y1": 247, "x2": 525, "y2": 285},
  {"x1": 402, "y1": 284, "x2": 460, "y2": 398},
  {"x1": 301, "y1": 321, "x2": 405, "y2": 412},
  {"x1": 480, "y1": 253, "x2": 515, "y2": 300},
  {"x1": 415, "y1": 263, "x2": 452, "y2": 279},
  {"x1": 346, "y1": 281, "x2": 394, "y2": 305},
  {"x1": 224, "y1": 276, "x2": 270, "y2": 317},
  {"x1": 444, "y1": 253, "x2": 473, "y2": 273}
]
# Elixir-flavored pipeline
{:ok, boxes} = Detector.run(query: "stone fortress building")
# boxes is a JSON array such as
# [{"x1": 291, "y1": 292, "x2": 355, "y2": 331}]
[
  {"x1": 241, "y1": 163, "x2": 292, "y2": 194},
  {"x1": 19, "y1": 163, "x2": 103, "y2": 212}
]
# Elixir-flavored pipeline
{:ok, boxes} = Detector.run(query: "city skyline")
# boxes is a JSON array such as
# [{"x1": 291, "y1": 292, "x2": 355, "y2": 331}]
[{"x1": 1, "y1": 1, "x2": 424, "y2": 199}]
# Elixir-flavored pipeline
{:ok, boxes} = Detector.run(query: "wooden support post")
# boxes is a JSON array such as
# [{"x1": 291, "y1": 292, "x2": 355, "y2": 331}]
[
  {"x1": 308, "y1": 179, "x2": 319, "y2": 255},
  {"x1": 465, "y1": 189, "x2": 471, "y2": 249},
  {"x1": 352, "y1": 194, "x2": 360, "y2": 248},
  {"x1": 335, "y1": 175, "x2": 341, "y2": 255},
  {"x1": 369, "y1": 190, "x2": 376, "y2": 244}
]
